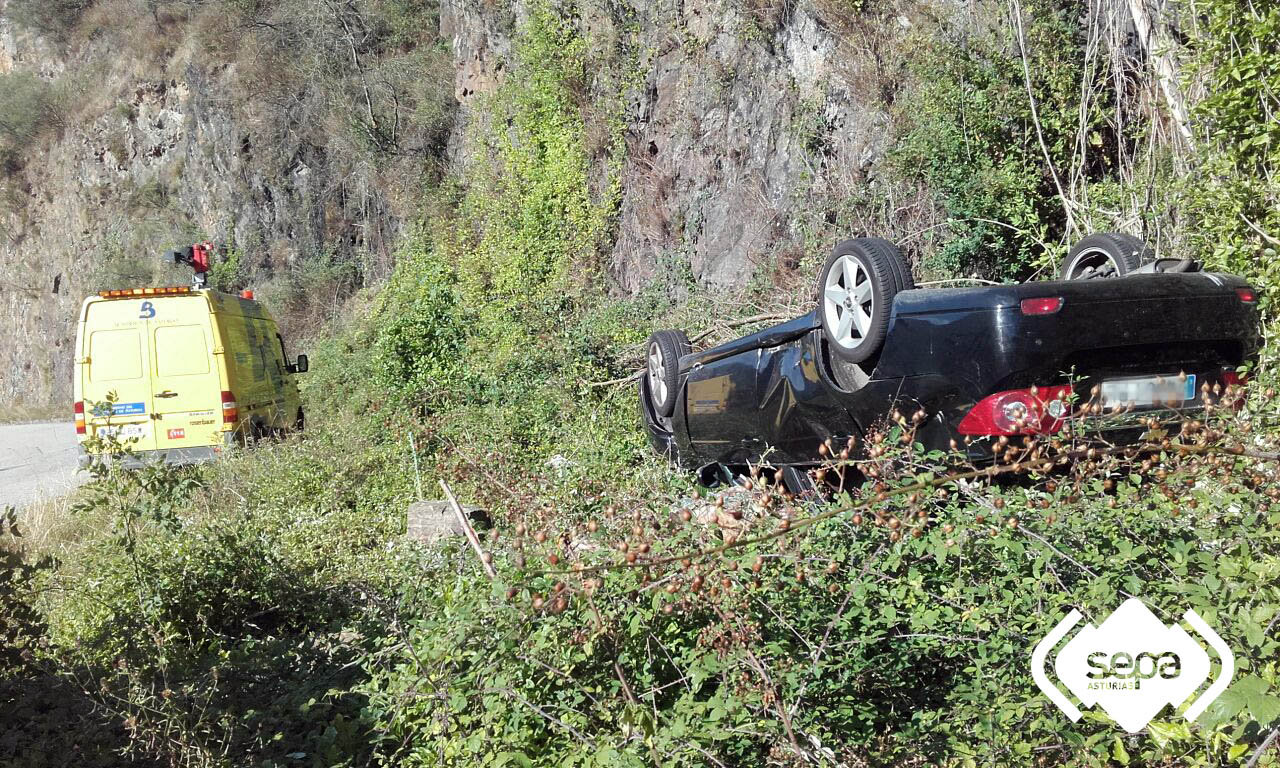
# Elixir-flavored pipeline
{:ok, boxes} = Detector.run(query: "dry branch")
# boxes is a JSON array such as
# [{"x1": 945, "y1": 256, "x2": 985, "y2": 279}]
[{"x1": 440, "y1": 479, "x2": 497, "y2": 580}]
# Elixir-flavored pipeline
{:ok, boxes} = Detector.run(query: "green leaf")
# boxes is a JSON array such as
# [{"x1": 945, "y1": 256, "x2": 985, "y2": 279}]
[
  {"x1": 1146, "y1": 720, "x2": 1191, "y2": 749},
  {"x1": 1112, "y1": 737, "x2": 1130, "y2": 765}
]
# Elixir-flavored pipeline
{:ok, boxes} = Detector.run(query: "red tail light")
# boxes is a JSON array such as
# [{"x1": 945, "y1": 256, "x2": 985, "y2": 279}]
[
  {"x1": 74, "y1": 401, "x2": 86, "y2": 435},
  {"x1": 221, "y1": 390, "x2": 239, "y2": 424},
  {"x1": 1020, "y1": 297, "x2": 1063, "y2": 315},
  {"x1": 1236, "y1": 287, "x2": 1257, "y2": 303},
  {"x1": 957, "y1": 385, "x2": 1073, "y2": 436}
]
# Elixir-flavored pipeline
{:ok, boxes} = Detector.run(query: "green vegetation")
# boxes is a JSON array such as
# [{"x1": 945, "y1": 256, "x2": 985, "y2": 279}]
[
  {"x1": 4, "y1": 0, "x2": 92, "y2": 41},
  {"x1": 0, "y1": 71, "x2": 58, "y2": 173},
  {"x1": 892, "y1": 0, "x2": 1091, "y2": 280},
  {"x1": 4, "y1": 0, "x2": 1280, "y2": 765},
  {"x1": 1178, "y1": 0, "x2": 1280, "y2": 301}
]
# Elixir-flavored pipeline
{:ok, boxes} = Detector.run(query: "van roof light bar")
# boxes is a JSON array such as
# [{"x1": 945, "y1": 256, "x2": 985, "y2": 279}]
[{"x1": 98, "y1": 286, "x2": 192, "y2": 299}]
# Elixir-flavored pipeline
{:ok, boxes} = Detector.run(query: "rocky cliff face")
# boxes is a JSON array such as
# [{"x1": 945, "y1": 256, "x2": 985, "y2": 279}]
[
  {"x1": 0, "y1": 6, "x2": 410, "y2": 407},
  {"x1": 0, "y1": 0, "x2": 895, "y2": 407},
  {"x1": 444, "y1": 0, "x2": 893, "y2": 292}
]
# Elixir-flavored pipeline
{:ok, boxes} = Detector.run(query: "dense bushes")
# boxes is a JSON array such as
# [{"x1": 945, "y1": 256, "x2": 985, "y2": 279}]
[
  {"x1": 359, "y1": 402, "x2": 1280, "y2": 766},
  {"x1": 891, "y1": 0, "x2": 1125, "y2": 280},
  {"x1": 371, "y1": 237, "x2": 467, "y2": 410},
  {"x1": 19, "y1": 386, "x2": 1280, "y2": 765},
  {"x1": 1179, "y1": 0, "x2": 1280, "y2": 305},
  {"x1": 28, "y1": 429, "x2": 419, "y2": 766}
]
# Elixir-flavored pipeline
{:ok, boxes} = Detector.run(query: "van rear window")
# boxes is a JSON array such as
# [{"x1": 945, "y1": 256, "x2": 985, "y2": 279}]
[
  {"x1": 89, "y1": 330, "x2": 143, "y2": 382},
  {"x1": 154, "y1": 325, "x2": 211, "y2": 377}
]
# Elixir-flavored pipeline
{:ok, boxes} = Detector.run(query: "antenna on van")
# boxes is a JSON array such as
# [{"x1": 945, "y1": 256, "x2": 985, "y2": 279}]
[{"x1": 162, "y1": 242, "x2": 214, "y2": 290}]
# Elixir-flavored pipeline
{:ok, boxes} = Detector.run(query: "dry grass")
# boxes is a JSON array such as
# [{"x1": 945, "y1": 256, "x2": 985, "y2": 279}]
[
  {"x1": 6, "y1": 491, "x2": 93, "y2": 558},
  {"x1": 0, "y1": 403, "x2": 67, "y2": 424}
]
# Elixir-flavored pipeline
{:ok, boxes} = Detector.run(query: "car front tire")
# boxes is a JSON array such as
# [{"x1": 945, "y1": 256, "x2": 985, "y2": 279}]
[{"x1": 644, "y1": 330, "x2": 690, "y2": 418}]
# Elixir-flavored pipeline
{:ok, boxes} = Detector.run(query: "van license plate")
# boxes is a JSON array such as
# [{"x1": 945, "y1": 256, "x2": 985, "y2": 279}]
[
  {"x1": 1100, "y1": 374, "x2": 1196, "y2": 409},
  {"x1": 98, "y1": 424, "x2": 147, "y2": 439}
]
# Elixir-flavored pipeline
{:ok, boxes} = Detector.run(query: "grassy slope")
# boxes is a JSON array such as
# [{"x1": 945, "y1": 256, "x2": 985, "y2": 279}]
[{"x1": 4, "y1": 0, "x2": 1280, "y2": 766}]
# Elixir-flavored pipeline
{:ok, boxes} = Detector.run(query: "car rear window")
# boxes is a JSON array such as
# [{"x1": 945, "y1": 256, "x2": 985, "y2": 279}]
[
  {"x1": 154, "y1": 325, "x2": 211, "y2": 377},
  {"x1": 89, "y1": 329, "x2": 143, "y2": 382}
]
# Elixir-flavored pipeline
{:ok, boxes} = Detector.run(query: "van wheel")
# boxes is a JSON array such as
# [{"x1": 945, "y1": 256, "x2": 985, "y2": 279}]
[{"x1": 295, "y1": 409, "x2": 305, "y2": 433}]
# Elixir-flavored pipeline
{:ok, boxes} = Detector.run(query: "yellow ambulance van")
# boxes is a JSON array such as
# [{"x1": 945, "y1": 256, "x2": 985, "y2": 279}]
[{"x1": 73, "y1": 285, "x2": 308, "y2": 466}]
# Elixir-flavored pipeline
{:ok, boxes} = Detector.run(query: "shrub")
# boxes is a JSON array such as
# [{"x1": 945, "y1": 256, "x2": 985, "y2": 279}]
[
  {"x1": 371, "y1": 235, "x2": 468, "y2": 408},
  {"x1": 891, "y1": 0, "x2": 1116, "y2": 281},
  {"x1": 0, "y1": 71, "x2": 55, "y2": 154},
  {"x1": 5, "y1": 0, "x2": 94, "y2": 41},
  {"x1": 1178, "y1": 0, "x2": 1280, "y2": 311},
  {"x1": 363, "y1": 390, "x2": 1280, "y2": 766},
  {"x1": 36, "y1": 427, "x2": 416, "y2": 766}
]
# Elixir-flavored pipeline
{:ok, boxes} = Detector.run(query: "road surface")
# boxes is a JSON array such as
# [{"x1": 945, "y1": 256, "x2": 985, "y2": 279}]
[{"x1": 0, "y1": 422, "x2": 82, "y2": 509}]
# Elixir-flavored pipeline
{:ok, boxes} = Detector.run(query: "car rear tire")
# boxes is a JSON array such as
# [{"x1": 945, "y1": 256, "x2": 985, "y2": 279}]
[
  {"x1": 857, "y1": 236, "x2": 915, "y2": 292},
  {"x1": 818, "y1": 239, "x2": 904, "y2": 363},
  {"x1": 645, "y1": 330, "x2": 690, "y2": 418},
  {"x1": 1061, "y1": 233, "x2": 1153, "y2": 280}
]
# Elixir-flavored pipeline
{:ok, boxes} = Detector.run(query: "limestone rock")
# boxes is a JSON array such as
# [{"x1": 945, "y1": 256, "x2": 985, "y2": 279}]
[{"x1": 407, "y1": 501, "x2": 490, "y2": 544}]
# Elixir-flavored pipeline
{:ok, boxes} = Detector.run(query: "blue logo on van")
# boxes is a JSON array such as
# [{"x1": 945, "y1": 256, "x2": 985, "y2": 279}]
[{"x1": 112, "y1": 402, "x2": 147, "y2": 415}]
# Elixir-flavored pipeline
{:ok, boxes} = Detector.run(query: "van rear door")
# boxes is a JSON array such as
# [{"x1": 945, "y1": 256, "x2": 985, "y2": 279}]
[
  {"x1": 148, "y1": 296, "x2": 224, "y2": 451},
  {"x1": 82, "y1": 299, "x2": 157, "y2": 451}
]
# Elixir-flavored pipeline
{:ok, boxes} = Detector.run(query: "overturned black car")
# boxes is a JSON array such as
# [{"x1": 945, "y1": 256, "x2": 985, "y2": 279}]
[{"x1": 639, "y1": 233, "x2": 1261, "y2": 482}]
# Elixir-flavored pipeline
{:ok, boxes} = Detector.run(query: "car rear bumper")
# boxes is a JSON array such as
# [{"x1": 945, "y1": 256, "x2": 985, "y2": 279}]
[{"x1": 77, "y1": 444, "x2": 224, "y2": 469}]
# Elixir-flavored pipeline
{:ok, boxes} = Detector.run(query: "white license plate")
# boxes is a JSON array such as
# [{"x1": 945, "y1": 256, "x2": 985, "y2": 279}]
[
  {"x1": 1100, "y1": 374, "x2": 1196, "y2": 409},
  {"x1": 97, "y1": 423, "x2": 147, "y2": 439}
]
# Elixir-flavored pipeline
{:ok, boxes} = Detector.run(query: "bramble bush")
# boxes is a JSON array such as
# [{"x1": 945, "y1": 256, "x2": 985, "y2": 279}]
[
  {"x1": 30, "y1": 425, "x2": 418, "y2": 766},
  {"x1": 359, "y1": 381, "x2": 1280, "y2": 766}
]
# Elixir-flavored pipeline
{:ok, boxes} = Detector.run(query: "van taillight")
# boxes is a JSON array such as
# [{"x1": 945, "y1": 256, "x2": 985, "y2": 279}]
[
  {"x1": 74, "y1": 401, "x2": 86, "y2": 435},
  {"x1": 956, "y1": 385, "x2": 1073, "y2": 436},
  {"x1": 221, "y1": 391, "x2": 238, "y2": 424}
]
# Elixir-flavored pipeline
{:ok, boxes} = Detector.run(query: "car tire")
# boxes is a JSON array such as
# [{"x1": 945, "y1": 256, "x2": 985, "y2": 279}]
[
  {"x1": 644, "y1": 330, "x2": 690, "y2": 418},
  {"x1": 857, "y1": 236, "x2": 915, "y2": 292},
  {"x1": 818, "y1": 239, "x2": 902, "y2": 363},
  {"x1": 1061, "y1": 233, "x2": 1153, "y2": 280}
]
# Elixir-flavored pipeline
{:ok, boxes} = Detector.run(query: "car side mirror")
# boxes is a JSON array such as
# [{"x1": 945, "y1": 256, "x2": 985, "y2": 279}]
[{"x1": 289, "y1": 354, "x2": 309, "y2": 374}]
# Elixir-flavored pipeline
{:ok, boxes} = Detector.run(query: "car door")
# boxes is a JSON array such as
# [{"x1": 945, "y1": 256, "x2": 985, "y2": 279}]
[
  {"x1": 148, "y1": 297, "x2": 223, "y2": 451},
  {"x1": 82, "y1": 298, "x2": 157, "y2": 452}
]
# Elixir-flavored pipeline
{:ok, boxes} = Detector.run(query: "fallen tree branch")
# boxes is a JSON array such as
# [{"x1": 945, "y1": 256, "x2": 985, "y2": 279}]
[
  {"x1": 441, "y1": 479, "x2": 496, "y2": 580},
  {"x1": 1247, "y1": 725, "x2": 1280, "y2": 768}
]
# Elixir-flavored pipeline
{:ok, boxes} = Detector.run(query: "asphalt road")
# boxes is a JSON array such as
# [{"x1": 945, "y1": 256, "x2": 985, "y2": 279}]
[{"x1": 0, "y1": 422, "x2": 82, "y2": 509}]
